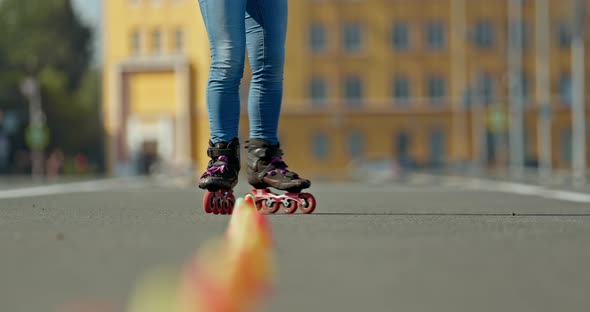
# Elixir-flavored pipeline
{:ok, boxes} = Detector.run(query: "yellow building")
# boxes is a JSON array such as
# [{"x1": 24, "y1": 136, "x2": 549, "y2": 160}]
[{"x1": 102, "y1": 0, "x2": 590, "y2": 179}]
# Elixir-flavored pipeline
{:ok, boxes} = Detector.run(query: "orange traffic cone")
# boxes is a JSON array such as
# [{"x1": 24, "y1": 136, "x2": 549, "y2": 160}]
[{"x1": 179, "y1": 195, "x2": 275, "y2": 312}]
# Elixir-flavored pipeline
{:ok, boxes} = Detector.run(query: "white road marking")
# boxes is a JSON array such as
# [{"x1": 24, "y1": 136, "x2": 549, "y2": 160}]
[
  {"x1": 456, "y1": 178, "x2": 590, "y2": 204},
  {"x1": 0, "y1": 178, "x2": 147, "y2": 200},
  {"x1": 2, "y1": 174, "x2": 589, "y2": 204}
]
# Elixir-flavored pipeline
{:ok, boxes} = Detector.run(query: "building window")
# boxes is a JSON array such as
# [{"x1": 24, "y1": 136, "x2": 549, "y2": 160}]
[
  {"x1": 174, "y1": 28, "x2": 184, "y2": 53},
  {"x1": 343, "y1": 76, "x2": 363, "y2": 106},
  {"x1": 309, "y1": 23, "x2": 326, "y2": 53},
  {"x1": 429, "y1": 128, "x2": 445, "y2": 168},
  {"x1": 310, "y1": 77, "x2": 327, "y2": 107},
  {"x1": 558, "y1": 23, "x2": 571, "y2": 48},
  {"x1": 521, "y1": 22, "x2": 530, "y2": 49},
  {"x1": 130, "y1": 29, "x2": 141, "y2": 56},
  {"x1": 342, "y1": 22, "x2": 363, "y2": 53},
  {"x1": 312, "y1": 132, "x2": 329, "y2": 160},
  {"x1": 425, "y1": 21, "x2": 445, "y2": 50},
  {"x1": 474, "y1": 21, "x2": 494, "y2": 48},
  {"x1": 509, "y1": 20, "x2": 528, "y2": 49},
  {"x1": 347, "y1": 131, "x2": 364, "y2": 159},
  {"x1": 462, "y1": 87, "x2": 473, "y2": 108},
  {"x1": 520, "y1": 73, "x2": 529, "y2": 103},
  {"x1": 392, "y1": 22, "x2": 409, "y2": 51},
  {"x1": 559, "y1": 73, "x2": 572, "y2": 104},
  {"x1": 477, "y1": 73, "x2": 496, "y2": 105},
  {"x1": 523, "y1": 128, "x2": 531, "y2": 162},
  {"x1": 427, "y1": 75, "x2": 446, "y2": 104},
  {"x1": 151, "y1": 29, "x2": 162, "y2": 55},
  {"x1": 561, "y1": 128, "x2": 572, "y2": 164},
  {"x1": 393, "y1": 76, "x2": 411, "y2": 105}
]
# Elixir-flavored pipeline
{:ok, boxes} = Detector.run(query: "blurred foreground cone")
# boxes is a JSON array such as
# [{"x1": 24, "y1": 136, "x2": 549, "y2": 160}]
[
  {"x1": 126, "y1": 267, "x2": 182, "y2": 312},
  {"x1": 226, "y1": 195, "x2": 275, "y2": 296},
  {"x1": 179, "y1": 195, "x2": 275, "y2": 312},
  {"x1": 58, "y1": 302, "x2": 120, "y2": 312}
]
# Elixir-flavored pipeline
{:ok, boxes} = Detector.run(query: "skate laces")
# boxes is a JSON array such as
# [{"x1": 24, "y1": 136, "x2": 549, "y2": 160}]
[
  {"x1": 201, "y1": 156, "x2": 228, "y2": 178},
  {"x1": 268, "y1": 157, "x2": 291, "y2": 176}
]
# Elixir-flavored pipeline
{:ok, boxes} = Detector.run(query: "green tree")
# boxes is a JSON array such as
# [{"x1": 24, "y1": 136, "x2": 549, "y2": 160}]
[
  {"x1": 0, "y1": 0, "x2": 103, "y2": 173},
  {"x1": 0, "y1": 0, "x2": 92, "y2": 89}
]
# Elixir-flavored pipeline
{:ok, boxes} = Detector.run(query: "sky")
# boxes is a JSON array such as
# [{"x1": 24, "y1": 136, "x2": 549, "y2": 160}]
[{"x1": 71, "y1": 0, "x2": 102, "y2": 64}]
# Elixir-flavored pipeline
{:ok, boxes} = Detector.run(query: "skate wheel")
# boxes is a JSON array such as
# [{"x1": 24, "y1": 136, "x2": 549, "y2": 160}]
[
  {"x1": 254, "y1": 199, "x2": 264, "y2": 211},
  {"x1": 283, "y1": 199, "x2": 298, "y2": 214},
  {"x1": 261, "y1": 199, "x2": 280, "y2": 214},
  {"x1": 224, "y1": 194, "x2": 235, "y2": 215},
  {"x1": 298, "y1": 193, "x2": 316, "y2": 214},
  {"x1": 219, "y1": 196, "x2": 228, "y2": 215},
  {"x1": 212, "y1": 196, "x2": 222, "y2": 215},
  {"x1": 203, "y1": 192, "x2": 215, "y2": 214},
  {"x1": 203, "y1": 190, "x2": 235, "y2": 215}
]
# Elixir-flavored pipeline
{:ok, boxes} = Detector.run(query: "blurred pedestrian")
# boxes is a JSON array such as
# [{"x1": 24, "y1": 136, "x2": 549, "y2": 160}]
[
  {"x1": 0, "y1": 133, "x2": 9, "y2": 173},
  {"x1": 46, "y1": 149, "x2": 64, "y2": 182},
  {"x1": 74, "y1": 153, "x2": 89, "y2": 174}
]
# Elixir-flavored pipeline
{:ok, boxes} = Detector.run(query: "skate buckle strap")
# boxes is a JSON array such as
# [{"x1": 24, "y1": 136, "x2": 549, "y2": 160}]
[
  {"x1": 200, "y1": 156, "x2": 228, "y2": 178},
  {"x1": 207, "y1": 147, "x2": 238, "y2": 159},
  {"x1": 252, "y1": 145, "x2": 284, "y2": 158}
]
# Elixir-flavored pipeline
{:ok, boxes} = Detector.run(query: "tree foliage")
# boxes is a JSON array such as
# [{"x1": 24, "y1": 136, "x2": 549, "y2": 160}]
[
  {"x1": 0, "y1": 0, "x2": 103, "y2": 172},
  {"x1": 0, "y1": 0, "x2": 92, "y2": 89}
]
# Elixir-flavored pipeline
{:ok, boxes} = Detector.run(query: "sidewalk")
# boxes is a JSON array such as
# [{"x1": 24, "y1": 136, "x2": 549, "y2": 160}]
[{"x1": 0, "y1": 175, "x2": 104, "y2": 191}]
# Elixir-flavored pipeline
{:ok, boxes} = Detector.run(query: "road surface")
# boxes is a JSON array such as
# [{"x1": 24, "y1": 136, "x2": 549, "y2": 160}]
[{"x1": 1, "y1": 177, "x2": 589, "y2": 312}]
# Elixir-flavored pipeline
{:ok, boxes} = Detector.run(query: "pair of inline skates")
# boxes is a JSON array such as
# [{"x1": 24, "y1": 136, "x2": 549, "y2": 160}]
[{"x1": 198, "y1": 138, "x2": 316, "y2": 215}]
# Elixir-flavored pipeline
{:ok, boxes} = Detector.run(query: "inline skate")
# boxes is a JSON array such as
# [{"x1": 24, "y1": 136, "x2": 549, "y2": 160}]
[
  {"x1": 243, "y1": 139, "x2": 316, "y2": 214},
  {"x1": 199, "y1": 138, "x2": 240, "y2": 215}
]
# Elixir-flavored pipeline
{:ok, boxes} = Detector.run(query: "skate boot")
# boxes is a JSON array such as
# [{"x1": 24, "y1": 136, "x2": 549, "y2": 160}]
[
  {"x1": 199, "y1": 138, "x2": 240, "y2": 215},
  {"x1": 244, "y1": 139, "x2": 316, "y2": 214}
]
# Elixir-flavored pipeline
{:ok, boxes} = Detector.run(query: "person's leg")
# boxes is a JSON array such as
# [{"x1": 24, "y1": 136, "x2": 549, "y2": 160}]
[
  {"x1": 198, "y1": 0, "x2": 247, "y2": 144},
  {"x1": 197, "y1": 0, "x2": 246, "y2": 192},
  {"x1": 245, "y1": 0, "x2": 288, "y2": 145},
  {"x1": 243, "y1": 0, "x2": 311, "y2": 192}
]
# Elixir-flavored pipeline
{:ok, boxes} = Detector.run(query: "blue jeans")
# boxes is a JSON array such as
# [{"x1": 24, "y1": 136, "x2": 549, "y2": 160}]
[{"x1": 198, "y1": 0, "x2": 288, "y2": 145}]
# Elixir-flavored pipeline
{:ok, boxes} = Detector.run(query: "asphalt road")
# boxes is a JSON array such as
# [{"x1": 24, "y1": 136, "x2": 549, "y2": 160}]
[{"x1": 1, "y1": 177, "x2": 590, "y2": 312}]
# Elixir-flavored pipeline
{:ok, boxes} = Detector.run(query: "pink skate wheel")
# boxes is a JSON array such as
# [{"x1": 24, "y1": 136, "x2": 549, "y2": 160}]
[
  {"x1": 255, "y1": 200, "x2": 264, "y2": 211},
  {"x1": 261, "y1": 199, "x2": 280, "y2": 214},
  {"x1": 219, "y1": 196, "x2": 228, "y2": 215},
  {"x1": 283, "y1": 199, "x2": 298, "y2": 214},
  {"x1": 298, "y1": 193, "x2": 316, "y2": 214},
  {"x1": 226, "y1": 194, "x2": 235, "y2": 214},
  {"x1": 212, "y1": 195, "x2": 221, "y2": 215},
  {"x1": 203, "y1": 192, "x2": 214, "y2": 214}
]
